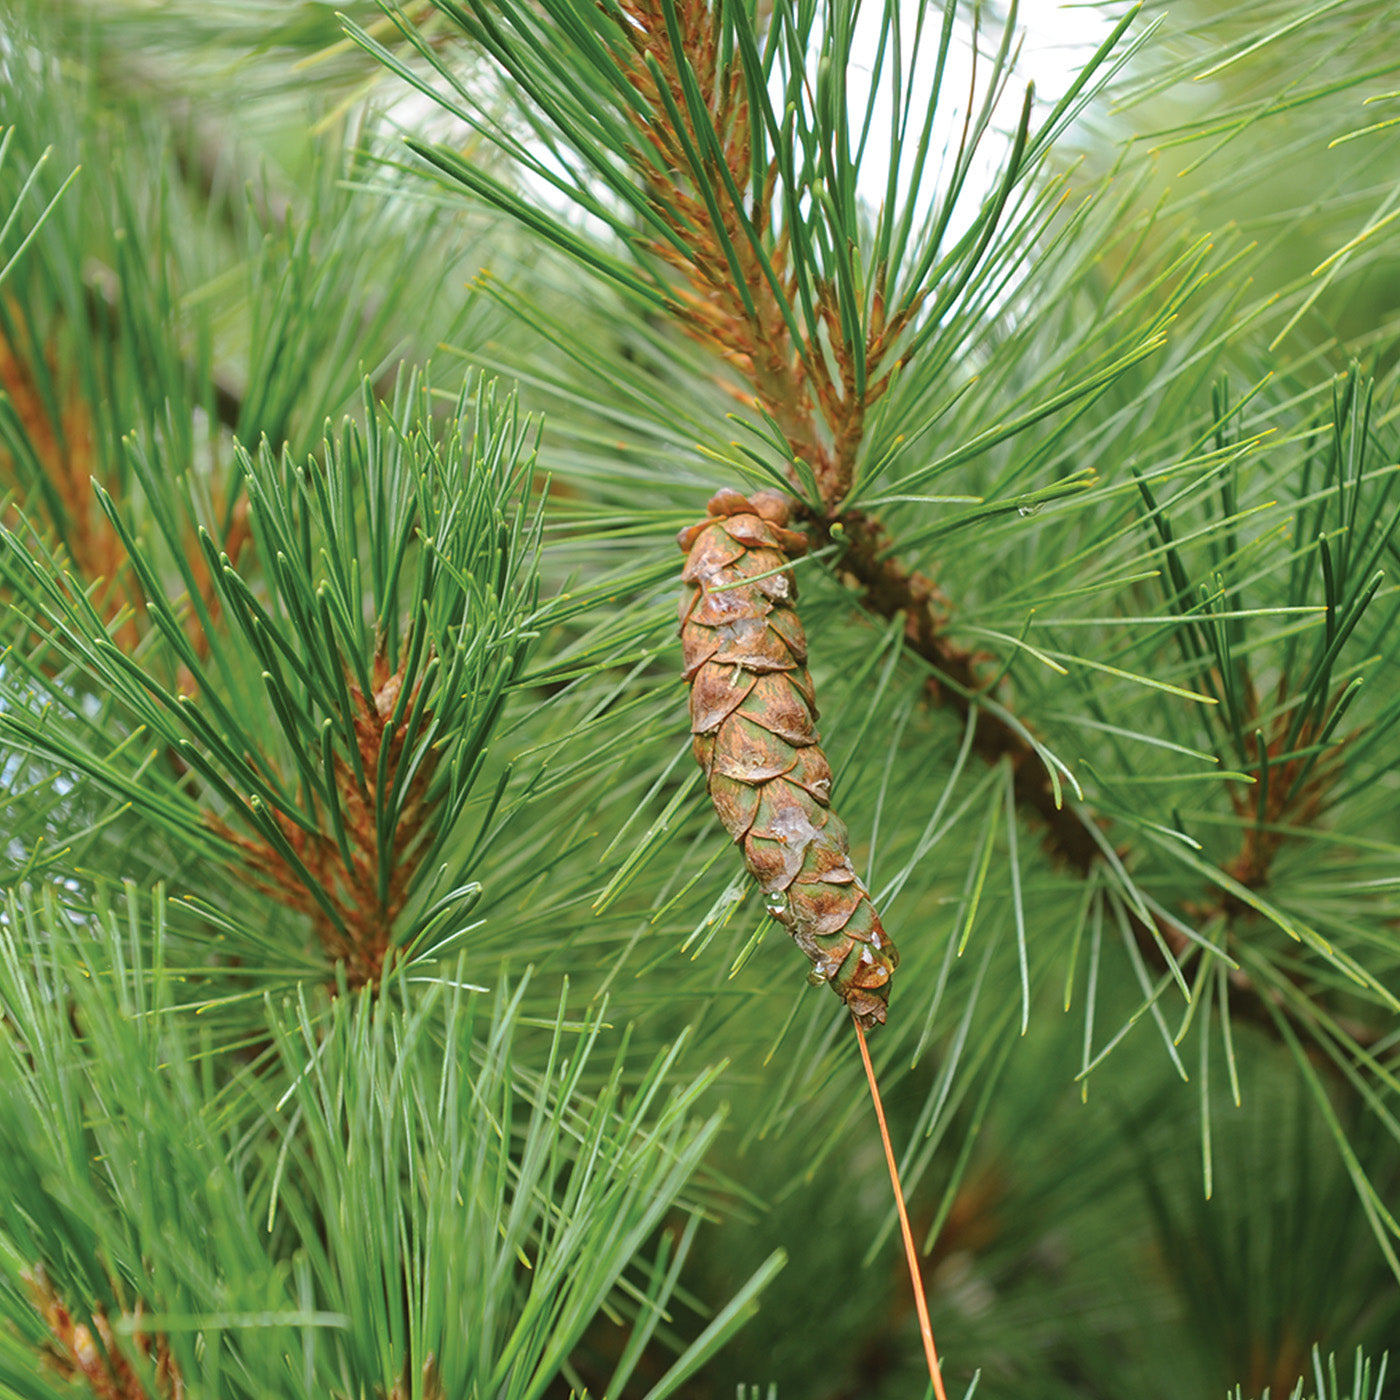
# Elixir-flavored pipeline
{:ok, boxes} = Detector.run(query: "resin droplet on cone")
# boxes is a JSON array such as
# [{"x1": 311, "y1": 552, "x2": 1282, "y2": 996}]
[{"x1": 678, "y1": 488, "x2": 899, "y2": 1027}]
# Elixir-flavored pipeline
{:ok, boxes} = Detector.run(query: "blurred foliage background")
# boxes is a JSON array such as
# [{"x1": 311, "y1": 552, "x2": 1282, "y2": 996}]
[{"x1": 1, "y1": 0, "x2": 1399, "y2": 1396}]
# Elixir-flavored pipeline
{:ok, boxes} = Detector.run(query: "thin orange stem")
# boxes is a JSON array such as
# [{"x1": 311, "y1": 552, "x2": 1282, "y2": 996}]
[{"x1": 854, "y1": 1016, "x2": 949, "y2": 1400}]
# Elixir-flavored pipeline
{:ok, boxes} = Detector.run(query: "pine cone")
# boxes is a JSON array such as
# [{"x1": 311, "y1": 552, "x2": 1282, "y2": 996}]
[{"x1": 678, "y1": 488, "x2": 899, "y2": 1027}]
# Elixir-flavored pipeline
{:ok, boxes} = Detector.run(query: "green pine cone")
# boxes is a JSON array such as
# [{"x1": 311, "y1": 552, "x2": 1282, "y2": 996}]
[{"x1": 678, "y1": 488, "x2": 899, "y2": 1027}]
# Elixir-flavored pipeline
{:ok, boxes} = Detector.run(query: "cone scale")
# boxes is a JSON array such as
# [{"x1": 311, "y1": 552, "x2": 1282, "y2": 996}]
[{"x1": 678, "y1": 488, "x2": 899, "y2": 1027}]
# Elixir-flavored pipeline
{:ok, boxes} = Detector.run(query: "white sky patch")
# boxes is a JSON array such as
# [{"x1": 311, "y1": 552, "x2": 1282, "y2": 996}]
[
  {"x1": 842, "y1": 0, "x2": 1131, "y2": 244},
  {"x1": 1014, "y1": 0, "x2": 1127, "y2": 100},
  {"x1": 382, "y1": 0, "x2": 1134, "y2": 265}
]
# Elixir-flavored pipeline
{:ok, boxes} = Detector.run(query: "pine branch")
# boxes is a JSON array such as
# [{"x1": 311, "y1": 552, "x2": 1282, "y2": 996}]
[
  {"x1": 22, "y1": 1266, "x2": 181, "y2": 1400},
  {"x1": 374, "y1": 0, "x2": 1400, "y2": 1078},
  {"x1": 0, "y1": 305, "x2": 141, "y2": 646},
  {"x1": 0, "y1": 378, "x2": 548, "y2": 1000}
]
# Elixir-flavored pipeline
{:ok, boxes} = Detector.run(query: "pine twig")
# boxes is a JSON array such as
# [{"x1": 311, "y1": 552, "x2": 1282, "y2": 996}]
[
  {"x1": 0, "y1": 309, "x2": 250, "y2": 668},
  {"x1": 204, "y1": 647, "x2": 440, "y2": 988},
  {"x1": 22, "y1": 1266, "x2": 182, "y2": 1400}
]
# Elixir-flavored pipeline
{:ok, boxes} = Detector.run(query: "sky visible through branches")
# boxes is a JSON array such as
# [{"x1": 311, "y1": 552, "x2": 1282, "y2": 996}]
[
  {"x1": 485, "y1": 0, "x2": 1130, "y2": 254},
  {"x1": 846, "y1": 0, "x2": 1127, "y2": 216}
]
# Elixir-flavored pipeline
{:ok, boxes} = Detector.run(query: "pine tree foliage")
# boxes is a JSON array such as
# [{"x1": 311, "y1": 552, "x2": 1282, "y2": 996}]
[
  {"x1": 0, "y1": 886, "x2": 779, "y2": 1399},
  {"x1": 2, "y1": 372, "x2": 550, "y2": 994},
  {"x1": 2, "y1": 0, "x2": 1400, "y2": 1395}
]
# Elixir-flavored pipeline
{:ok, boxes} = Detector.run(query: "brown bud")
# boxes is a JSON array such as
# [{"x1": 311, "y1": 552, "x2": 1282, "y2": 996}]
[{"x1": 678, "y1": 490, "x2": 899, "y2": 1027}]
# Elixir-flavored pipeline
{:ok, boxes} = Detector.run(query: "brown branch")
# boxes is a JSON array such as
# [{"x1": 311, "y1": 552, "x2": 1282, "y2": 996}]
[
  {"x1": 0, "y1": 307, "x2": 248, "y2": 669},
  {"x1": 615, "y1": 0, "x2": 922, "y2": 502},
  {"x1": 205, "y1": 648, "x2": 440, "y2": 990},
  {"x1": 812, "y1": 509, "x2": 1103, "y2": 872},
  {"x1": 0, "y1": 310, "x2": 142, "y2": 651},
  {"x1": 826, "y1": 506, "x2": 1393, "y2": 1054},
  {"x1": 23, "y1": 1265, "x2": 183, "y2": 1400}
]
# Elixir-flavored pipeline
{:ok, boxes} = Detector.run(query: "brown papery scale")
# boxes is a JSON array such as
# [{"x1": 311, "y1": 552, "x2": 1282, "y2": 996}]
[{"x1": 678, "y1": 488, "x2": 899, "y2": 1027}]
